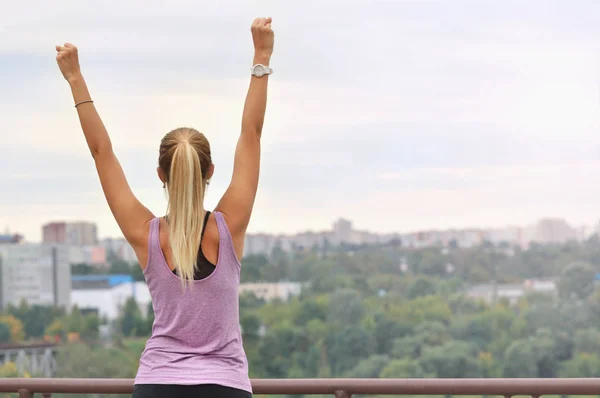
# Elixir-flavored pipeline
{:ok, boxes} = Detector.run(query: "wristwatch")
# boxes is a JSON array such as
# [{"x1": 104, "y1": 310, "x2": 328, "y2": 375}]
[{"x1": 251, "y1": 64, "x2": 273, "y2": 78}]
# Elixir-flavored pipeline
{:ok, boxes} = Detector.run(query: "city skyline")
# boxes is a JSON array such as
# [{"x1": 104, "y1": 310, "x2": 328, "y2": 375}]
[
  {"x1": 3, "y1": 213, "x2": 597, "y2": 244},
  {"x1": 2, "y1": 0, "x2": 600, "y2": 241}
]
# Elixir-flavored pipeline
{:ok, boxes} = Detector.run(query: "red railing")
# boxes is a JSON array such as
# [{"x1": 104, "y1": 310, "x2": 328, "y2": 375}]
[{"x1": 1, "y1": 378, "x2": 600, "y2": 397}]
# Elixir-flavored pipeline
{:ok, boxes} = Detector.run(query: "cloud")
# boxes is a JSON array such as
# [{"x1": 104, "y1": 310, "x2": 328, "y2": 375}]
[{"x1": 1, "y1": 0, "x2": 599, "y2": 241}]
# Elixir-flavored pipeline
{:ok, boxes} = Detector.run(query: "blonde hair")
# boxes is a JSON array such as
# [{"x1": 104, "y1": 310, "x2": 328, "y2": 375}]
[{"x1": 158, "y1": 128, "x2": 212, "y2": 287}]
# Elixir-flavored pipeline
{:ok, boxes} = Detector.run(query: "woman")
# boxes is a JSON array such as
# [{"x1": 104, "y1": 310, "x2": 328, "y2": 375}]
[{"x1": 55, "y1": 17, "x2": 274, "y2": 398}]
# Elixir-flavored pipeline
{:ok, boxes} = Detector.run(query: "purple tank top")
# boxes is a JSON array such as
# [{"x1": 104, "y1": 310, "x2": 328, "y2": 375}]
[{"x1": 134, "y1": 211, "x2": 251, "y2": 393}]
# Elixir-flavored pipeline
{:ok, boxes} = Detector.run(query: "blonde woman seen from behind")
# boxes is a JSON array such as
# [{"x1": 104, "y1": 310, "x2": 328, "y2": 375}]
[{"x1": 55, "y1": 17, "x2": 275, "y2": 398}]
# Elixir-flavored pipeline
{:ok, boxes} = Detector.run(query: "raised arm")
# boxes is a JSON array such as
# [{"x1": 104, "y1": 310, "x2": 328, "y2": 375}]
[
  {"x1": 55, "y1": 43, "x2": 154, "y2": 253},
  {"x1": 216, "y1": 18, "x2": 274, "y2": 254}
]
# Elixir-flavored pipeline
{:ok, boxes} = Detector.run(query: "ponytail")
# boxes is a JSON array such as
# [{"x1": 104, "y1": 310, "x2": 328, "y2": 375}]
[{"x1": 166, "y1": 140, "x2": 206, "y2": 287}]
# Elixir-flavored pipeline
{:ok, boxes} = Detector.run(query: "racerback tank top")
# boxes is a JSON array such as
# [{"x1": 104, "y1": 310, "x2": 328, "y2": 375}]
[{"x1": 134, "y1": 211, "x2": 251, "y2": 393}]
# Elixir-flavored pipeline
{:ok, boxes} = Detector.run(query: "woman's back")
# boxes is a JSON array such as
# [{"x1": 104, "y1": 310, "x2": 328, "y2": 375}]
[
  {"x1": 55, "y1": 16, "x2": 274, "y2": 398},
  {"x1": 134, "y1": 211, "x2": 251, "y2": 392}
]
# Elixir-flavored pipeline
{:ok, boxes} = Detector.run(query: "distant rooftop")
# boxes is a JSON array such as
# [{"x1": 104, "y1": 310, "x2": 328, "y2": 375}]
[
  {"x1": 0, "y1": 234, "x2": 24, "y2": 244},
  {"x1": 71, "y1": 274, "x2": 133, "y2": 290}
]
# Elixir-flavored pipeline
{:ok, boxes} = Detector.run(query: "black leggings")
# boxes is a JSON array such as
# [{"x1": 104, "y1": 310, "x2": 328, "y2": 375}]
[{"x1": 132, "y1": 383, "x2": 252, "y2": 398}]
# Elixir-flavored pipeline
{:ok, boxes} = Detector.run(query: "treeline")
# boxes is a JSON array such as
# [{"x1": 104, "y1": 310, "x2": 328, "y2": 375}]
[
  {"x1": 241, "y1": 236, "x2": 600, "y2": 284},
  {"x1": 0, "y1": 297, "x2": 153, "y2": 346},
  {"x1": 2, "y1": 236, "x2": 600, "y2": 384}
]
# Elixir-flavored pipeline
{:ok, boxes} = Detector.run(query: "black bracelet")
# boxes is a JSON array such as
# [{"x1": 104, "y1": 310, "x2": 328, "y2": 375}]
[{"x1": 75, "y1": 100, "x2": 94, "y2": 107}]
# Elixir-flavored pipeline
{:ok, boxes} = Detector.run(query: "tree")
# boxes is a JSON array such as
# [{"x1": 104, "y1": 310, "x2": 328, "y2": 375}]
[
  {"x1": 80, "y1": 314, "x2": 100, "y2": 341},
  {"x1": 419, "y1": 341, "x2": 481, "y2": 378},
  {"x1": 118, "y1": 297, "x2": 144, "y2": 337},
  {"x1": 559, "y1": 262, "x2": 596, "y2": 301},
  {"x1": 448, "y1": 293, "x2": 488, "y2": 316},
  {"x1": 109, "y1": 258, "x2": 134, "y2": 275},
  {"x1": 327, "y1": 289, "x2": 365, "y2": 327},
  {"x1": 407, "y1": 276, "x2": 437, "y2": 299},
  {"x1": 574, "y1": 328, "x2": 600, "y2": 355},
  {"x1": 45, "y1": 319, "x2": 67, "y2": 341},
  {"x1": 414, "y1": 321, "x2": 451, "y2": 347},
  {"x1": 0, "y1": 361, "x2": 22, "y2": 378},
  {"x1": 258, "y1": 325, "x2": 310, "y2": 378},
  {"x1": 371, "y1": 313, "x2": 412, "y2": 354},
  {"x1": 380, "y1": 359, "x2": 428, "y2": 378},
  {"x1": 415, "y1": 248, "x2": 447, "y2": 276},
  {"x1": 55, "y1": 343, "x2": 137, "y2": 379},
  {"x1": 240, "y1": 313, "x2": 262, "y2": 337},
  {"x1": 0, "y1": 315, "x2": 24, "y2": 342},
  {"x1": 66, "y1": 306, "x2": 84, "y2": 333},
  {"x1": 561, "y1": 354, "x2": 600, "y2": 378},
  {"x1": 240, "y1": 292, "x2": 266, "y2": 312},
  {"x1": 347, "y1": 355, "x2": 390, "y2": 378},
  {"x1": 391, "y1": 335, "x2": 425, "y2": 359},
  {"x1": 0, "y1": 322, "x2": 11, "y2": 344},
  {"x1": 293, "y1": 298, "x2": 327, "y2": 326},
  {"x1": 326, "y1": 326, "x2": 375, "y2": 376},
  {"x1": 389, "y1": 296, "x2": 452, "y2": 326},
  {"x1": 20, "y1": 305, "x2": 63, "y2": 339},
  {"x1": 531, "y1": 328, "x2": 560, "y2": 377},
  {"x1": 241, "y1": 254, "x2": 268, "y2": 282},
  {"x1": 131, "y1": 263, "x2": 145, "y2": 281},
  {"x1": 71, "y1": 263, "x2": 96, "y2": 275},
  {"x1": 503, "y1": 339, "x2": 538, "y2": 377}
]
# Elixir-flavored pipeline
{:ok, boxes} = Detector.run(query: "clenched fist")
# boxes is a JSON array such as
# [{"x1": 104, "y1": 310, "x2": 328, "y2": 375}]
[
  {"x1": 251, "y1": 17, "x2": 274, "y2": 58},
  {"x1": 55, "y1": 43, "x2": 82, "y2": 82}
]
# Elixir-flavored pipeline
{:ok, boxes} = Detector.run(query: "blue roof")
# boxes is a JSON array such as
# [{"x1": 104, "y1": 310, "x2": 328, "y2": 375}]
[{"x1": 71, "y1": 274, "x2": 133, "y2": 287}]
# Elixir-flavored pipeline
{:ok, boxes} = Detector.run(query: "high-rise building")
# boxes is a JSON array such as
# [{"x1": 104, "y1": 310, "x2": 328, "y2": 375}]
[
  {"x1": 532, "y1": 218, "x2": 577, "y2": 244},
  {"x1": 0, "y1": 243, "x2": 71, "y2": 309},
  {"x1": 332, "y1": 218, "x2": 353, "y2": 244},
  {"x1": 43, "y1": 222, "x2": 98, "y2": 246}
]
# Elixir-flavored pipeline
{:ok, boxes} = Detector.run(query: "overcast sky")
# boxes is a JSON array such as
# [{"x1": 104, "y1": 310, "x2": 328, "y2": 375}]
[{"x1": 1, "y1": 0, "x2": 599, "y2": 241}]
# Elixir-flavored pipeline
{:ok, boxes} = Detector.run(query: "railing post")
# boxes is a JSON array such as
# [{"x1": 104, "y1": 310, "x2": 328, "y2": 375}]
[
  {"x1": 334, "y1": 389, "x2": 351, "y2": 398},
  {"x1": 18, "y1": 389, "x2": 33, "y2": 398}
]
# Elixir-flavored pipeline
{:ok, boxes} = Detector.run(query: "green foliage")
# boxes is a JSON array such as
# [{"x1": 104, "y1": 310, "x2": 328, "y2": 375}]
[
  {"x1": 0, "y1": 322, "x2": 11, "y2": 343},
  {"x1": 3, "y1": 236, "x2": 600, "y2": 382},
  {"x1": 559, "y1": 262, "x2": 596, "y2": 300},
  {"x1": 561, "y1": 354, "x2": 600, "y2": 377},
  {"x1": 118, "y1": 296, "x2": 149, "y2": 337},
  {"x1": 347, "y1": 355, "x2": 390, "y2": 378},
  {"x1": 55, "y1": 343, "x2": 137, "y2": 378},
  {"x1": 7, "y1": 300, "x2": 64, "y2": 339}
]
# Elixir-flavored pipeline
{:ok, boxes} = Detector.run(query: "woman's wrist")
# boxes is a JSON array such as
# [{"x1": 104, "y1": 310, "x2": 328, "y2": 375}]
[
  {"x1": 67, "y1": 72, "x2": 84, "y2": 86},
  {"x1": 253, "y1": 52, "x2": 271, "y2": 66}
]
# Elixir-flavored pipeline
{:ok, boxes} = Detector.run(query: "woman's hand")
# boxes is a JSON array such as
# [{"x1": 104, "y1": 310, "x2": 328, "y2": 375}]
[
  {"x1": 251, "y1": 17, "x2": 274, "y2": 59},
  {"x1": 55, "y1": 42, "x2": 82, "y2": 83}
]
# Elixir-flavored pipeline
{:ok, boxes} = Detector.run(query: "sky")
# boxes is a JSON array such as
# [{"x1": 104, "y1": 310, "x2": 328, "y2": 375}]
[{"x1": 1, "y1": 0, "x2": 599, "y2": 241}]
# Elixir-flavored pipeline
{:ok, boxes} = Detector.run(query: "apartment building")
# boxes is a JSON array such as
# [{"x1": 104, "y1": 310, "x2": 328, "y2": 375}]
[
  {"x1": 0, "y1": 243, "x2": 71, "y2": 309},
  {"x1": 43, "y1": 222, "x2": 98, "y2": 246}
]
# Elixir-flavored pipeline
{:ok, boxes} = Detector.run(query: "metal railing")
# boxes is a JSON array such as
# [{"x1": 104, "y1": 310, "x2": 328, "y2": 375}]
[{"x1": 1, "y1": 378, "x2": 600, "y2": 397}]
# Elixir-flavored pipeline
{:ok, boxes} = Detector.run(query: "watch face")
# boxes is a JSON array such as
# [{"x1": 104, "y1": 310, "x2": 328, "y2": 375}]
[{"x1": 254, "y1": 65, "x2": 265, "y2": 77}]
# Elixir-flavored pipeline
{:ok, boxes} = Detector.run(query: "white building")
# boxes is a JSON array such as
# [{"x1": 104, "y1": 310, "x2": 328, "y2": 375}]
[
  {"x1": 0, "y1": 243, "x2": 71, "y2": 309},
  {"x1": 70, "y1": 276, "x2": 151, "y2": 320},
  {"x1": 70, "y1": 279, "x2": 303, "y2": 320},
  {"x1": 239, "y1": 282, "x2": 302, "y2": 301},
  {"x1": 466, "y1": 279, "x2": 558, "y2": 305}
]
